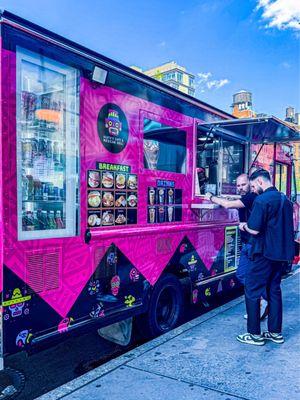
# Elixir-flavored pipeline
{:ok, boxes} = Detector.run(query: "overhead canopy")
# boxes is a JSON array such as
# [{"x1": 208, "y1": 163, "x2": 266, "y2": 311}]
[{"x1": 198, "y1": 116, "x2": 300, "y2": 143}]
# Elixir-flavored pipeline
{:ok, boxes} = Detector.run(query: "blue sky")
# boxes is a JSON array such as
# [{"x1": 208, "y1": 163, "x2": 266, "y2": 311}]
[{"x1": 1, "y1": 0, "x2": 299, "y2": 118}]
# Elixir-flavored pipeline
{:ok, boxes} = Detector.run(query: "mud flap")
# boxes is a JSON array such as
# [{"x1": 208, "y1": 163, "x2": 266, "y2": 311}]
[{"x1": 97, "y1": 318, "x2": 132, "y2": 346}]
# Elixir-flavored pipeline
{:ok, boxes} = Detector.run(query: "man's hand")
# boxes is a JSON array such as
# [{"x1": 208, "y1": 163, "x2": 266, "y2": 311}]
[
  {"x1": 205, "y1": 192, "x2": 213, "y2": 201},
  {"x1": 239, "y1": 222, "x2": 247, "y2": 231}
]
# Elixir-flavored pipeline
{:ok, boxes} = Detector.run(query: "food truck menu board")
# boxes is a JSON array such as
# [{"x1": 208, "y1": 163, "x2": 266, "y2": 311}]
[
  {"x1": 224, "y1": 226, "x2": 238, "y2": 272},
  {"x1": 87, "y1": 168, "x2": 138, "y2": 227},
  {"x1": 147, "y1": 180, "x2": 182, "y2": 224}
]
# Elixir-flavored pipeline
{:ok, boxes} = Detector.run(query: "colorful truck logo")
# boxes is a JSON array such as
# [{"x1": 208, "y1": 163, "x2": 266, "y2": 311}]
[{"x1": 105, "y1": 109, "x2": 122, "y2": 137}]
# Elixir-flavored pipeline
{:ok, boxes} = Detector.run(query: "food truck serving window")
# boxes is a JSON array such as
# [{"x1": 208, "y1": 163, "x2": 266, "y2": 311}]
[
  {"x1": 221, "y1": 140, "x2": 244, "y2": 194},
  {"x1": 143, "y1": 119, "x2": 186, "y2": 173},
  {"x1": 16, "y1": 47, "x2": 79, "y2": 240},
  {"x1": 196, "y1": 129, "x2": 244, "y2": 195}
]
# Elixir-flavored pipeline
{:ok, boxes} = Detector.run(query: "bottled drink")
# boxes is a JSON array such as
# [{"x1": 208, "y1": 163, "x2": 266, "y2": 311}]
[
  {"x1": 22, "y1": 170, "x2": 29, "y2": 201},
  {"x1": 36, "y1": 209, "x2": 42, "y2": 229},
  {"x1": 48, "y1": 210, "x2": 57, "y2": 229},
  {"x1": 38, "y1": 139, "x2": 46, "y2": 157},
  {"x1": 26, "y1": 211, "x2": 35, "y2": 231},
  {"x1": 34, "y1": 180, "x2": 43, "y2": 200},
  {"x1": 47, "y1": 183, "x2": 54, "y2": 200},
  {"x1": 27, "y1": 175, "x2": 34, "y2": 200},
  {"x1": 53, "y1": 142, "x2": 60, "y2": 165},
  {"x1": 55, "y1": 210, "x2": 64, "y2": 229},
  {"x1": 31, "y1": 139, "x2": 38, "y2": 159},
  {"x1": 46, "y1": 140, "x2": 53, "y2": 159},
  {"x1": 42, "y1": 183, "x2": 48, "y2": 200},
  {"x1": 32, "y1": 210, "x2": 40, "y2": 230},
  {"x1": 22, "y1": 140, "x2": 33, "y2": 167},
  {"x1": 22, "y1": 211, "x2": 27, "y2": 230},
  {"x1": 40, "y1": 210, "x2": 49, "y2": 230},
  {"x1": 53, "y1": 187, "x2": 59, "y2": 200},
  {"x1": 59, "y1": 142, "x2": 66, "y2": 166}
]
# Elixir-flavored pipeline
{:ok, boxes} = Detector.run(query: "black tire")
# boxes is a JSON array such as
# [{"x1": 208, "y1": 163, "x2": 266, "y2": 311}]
[{"x1": 137, "y1": 273, "x2": 184, "y2": 339}]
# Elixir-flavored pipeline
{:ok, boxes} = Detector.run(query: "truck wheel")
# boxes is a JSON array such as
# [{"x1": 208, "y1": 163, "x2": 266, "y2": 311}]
[{"x1": 137, "y1": 273, "x2": 184, "y2": 339}]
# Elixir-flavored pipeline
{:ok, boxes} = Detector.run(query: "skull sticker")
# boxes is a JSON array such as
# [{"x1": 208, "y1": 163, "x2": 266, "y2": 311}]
[{"x1": 111, "y1": 275, "x2": 121, "y2": 296}]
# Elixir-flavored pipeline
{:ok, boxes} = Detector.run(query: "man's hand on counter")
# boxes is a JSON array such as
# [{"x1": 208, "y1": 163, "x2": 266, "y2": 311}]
[{"x1": 205, "y1": 192, "x2": 213, "y2": 201}]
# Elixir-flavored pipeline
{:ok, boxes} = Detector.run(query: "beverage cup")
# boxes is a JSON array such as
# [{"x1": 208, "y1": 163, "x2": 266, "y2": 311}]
[
  {"x1": 158, "y1": 189, "x2": 165, "y2": 204},
  {"x1": 158, "y1": 206, "x2": 165, "y2": 223},
  {"x1": 149, "y1": 207, "x2": 155, "y2": 223},
  {"x1": 149, "y1": 188, "x2": 155, "y2": 205},
  {"x1": 168, "y1": 189, "x2": 174, "y2": 204}
]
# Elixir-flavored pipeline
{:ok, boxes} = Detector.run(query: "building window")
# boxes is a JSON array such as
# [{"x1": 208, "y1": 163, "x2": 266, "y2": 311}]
[
  {"x1": 177, "y1": 72, "x2": 183, "y2": 83},
  {"x1": 188, "y1": 88, "x2": 194, "y2": 96},
  {"x1": 143, "y1": 118, "x2": 186, "y2": 174},
  {"x1": 189, "y1": 76, "x2": 194, "y2": 86},
  {"x1": 163, "y1": 72, "x2": 176, "y2": 81}
]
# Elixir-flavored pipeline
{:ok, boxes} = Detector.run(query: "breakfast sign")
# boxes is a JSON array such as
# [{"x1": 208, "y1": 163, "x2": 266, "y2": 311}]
[{"x1": 87, "y1": 163, "x2": 137, "y2": 227}]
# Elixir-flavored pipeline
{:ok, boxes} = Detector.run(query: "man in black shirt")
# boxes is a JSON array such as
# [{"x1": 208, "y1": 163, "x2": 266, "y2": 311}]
[
  {"x1": 206, "y1": 174, "x2": 256, "y2": 284},
  {"x1": 237, "y1": 169, "x2": 294, "y2": 346}
]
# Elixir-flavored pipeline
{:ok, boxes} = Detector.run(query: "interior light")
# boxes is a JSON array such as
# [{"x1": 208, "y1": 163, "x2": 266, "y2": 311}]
[{"x1": 91, "y1": 66, "x2": 108, "y2": 84}]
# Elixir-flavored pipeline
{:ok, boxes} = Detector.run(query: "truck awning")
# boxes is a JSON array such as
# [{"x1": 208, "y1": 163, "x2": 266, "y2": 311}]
[{"x1": 198, "y1": 116, "x2": 300, "y2": 143}]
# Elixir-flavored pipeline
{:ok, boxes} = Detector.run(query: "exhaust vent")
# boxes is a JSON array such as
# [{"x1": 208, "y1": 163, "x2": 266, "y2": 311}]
[{"x1": 26, "y1": 249, "x2": 61, "y2": 294}]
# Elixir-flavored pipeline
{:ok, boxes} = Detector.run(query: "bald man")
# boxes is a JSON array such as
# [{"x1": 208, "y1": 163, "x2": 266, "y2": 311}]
[{"x1": 205, "y1": 174, "x2": 257, "y2": 284}]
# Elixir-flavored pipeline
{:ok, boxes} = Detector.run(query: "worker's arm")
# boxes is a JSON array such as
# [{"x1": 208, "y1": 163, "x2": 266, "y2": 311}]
[{"x1": 205, "y1": 192, "x2": 244, "y2": 209}]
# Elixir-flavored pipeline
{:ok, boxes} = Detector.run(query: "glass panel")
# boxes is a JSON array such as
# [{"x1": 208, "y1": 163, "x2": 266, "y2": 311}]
[
  {"x1": 275, "y1": 164, "x2": 281, "y2": 191},
  {"x1": 143, "y1": 119, "x2": 186, "y2": 174},
  {"x1": 196, "y1": 130, "x2": 220, "y2": 195},
  {"x1": 17, "y1": 47, "x2": 79, "y2": 240},
  {"x1": 280, "y1": 164, "x2": 288, "y2": 194},
  {"x1": 275, "y1": 163, "x2": 288, "y2": 194},
  {"x1": 221, "y1": 140, "x2": 244, "y2": 194}
]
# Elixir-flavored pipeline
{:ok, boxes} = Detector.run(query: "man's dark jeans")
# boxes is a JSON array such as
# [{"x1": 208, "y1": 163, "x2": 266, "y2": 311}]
[
  {"x1": 245, "y1": 255, "x2": 283, "y2": 335},
  {"x1": 236, "y1": 243, "x2": 252, "y2": 285}
]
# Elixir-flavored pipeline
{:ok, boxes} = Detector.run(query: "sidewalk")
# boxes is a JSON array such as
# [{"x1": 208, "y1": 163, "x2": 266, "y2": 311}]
[{"x1": 37, "y1": 269, "x2": 300, "y2": 400}]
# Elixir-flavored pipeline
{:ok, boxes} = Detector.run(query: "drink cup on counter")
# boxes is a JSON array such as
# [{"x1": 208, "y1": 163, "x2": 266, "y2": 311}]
[
  {"x1": 149, "y1": 188, "x2": 155, "y2": 205},
  {"x1": 158, "y1": 206, "x2": 165, "y2": 223},
  {"x1": 167, "y1": 206, "x2": 174, "y2": 222},
  {"x1": 149, "y1": 207, "x2": 156, "y2": 223}
]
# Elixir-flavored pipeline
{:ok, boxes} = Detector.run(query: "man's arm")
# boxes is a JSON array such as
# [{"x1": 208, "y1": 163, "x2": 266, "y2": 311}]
[
  {"x1": 239, "y1": 199, "x2": 264, "y2": 236},
  {"x1": 205, "y1": 192, "x2": 244, "y2": 209}
]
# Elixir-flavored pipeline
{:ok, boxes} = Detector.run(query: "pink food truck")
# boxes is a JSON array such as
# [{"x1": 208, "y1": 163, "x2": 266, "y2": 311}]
[{"x1": 0, "y1": 11, "x2": 299, "y2": 366}]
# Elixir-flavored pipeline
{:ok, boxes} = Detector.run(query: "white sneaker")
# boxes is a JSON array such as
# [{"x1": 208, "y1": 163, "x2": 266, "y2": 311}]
[{"x1": 244, "y1": 314, "x2": 248, "y2": 320}]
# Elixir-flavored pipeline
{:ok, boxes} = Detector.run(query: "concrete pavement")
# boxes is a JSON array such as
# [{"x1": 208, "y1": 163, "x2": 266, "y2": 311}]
[{"x1": 37, "y1": 268, "x2": 300, "y2": 400}]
